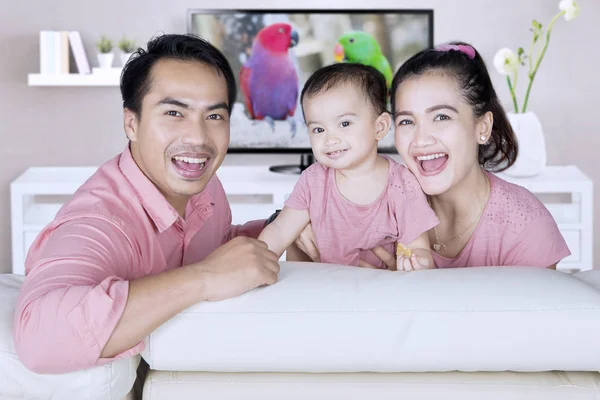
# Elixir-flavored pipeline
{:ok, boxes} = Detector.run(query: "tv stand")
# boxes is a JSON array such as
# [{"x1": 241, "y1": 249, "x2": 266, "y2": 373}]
[{"x1": 269, "y1": 153, "x2": 315, "y2": 175}]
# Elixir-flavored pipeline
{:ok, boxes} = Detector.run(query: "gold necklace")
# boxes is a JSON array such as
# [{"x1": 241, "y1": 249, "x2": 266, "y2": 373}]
[{"x1": 430, "y1": 174, "x2": 490, "y2": 253}]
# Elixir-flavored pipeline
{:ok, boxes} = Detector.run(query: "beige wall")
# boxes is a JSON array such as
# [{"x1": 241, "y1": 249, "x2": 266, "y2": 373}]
[{"x1": 0, "y1": 0, "x2": 597, "y2": 273}]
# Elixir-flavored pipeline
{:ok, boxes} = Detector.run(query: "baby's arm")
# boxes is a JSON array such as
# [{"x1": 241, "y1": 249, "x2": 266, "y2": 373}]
[
  {"x1": 258, "y1": 206, "x2": 311, "y2": 258},
  {"x1": 396, "y1": 232, "x2": 435, "y2": 271}
]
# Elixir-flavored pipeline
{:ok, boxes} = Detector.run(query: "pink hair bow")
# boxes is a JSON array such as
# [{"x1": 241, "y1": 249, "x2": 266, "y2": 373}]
[{"x1": 435, "y1": 44, "x2": 476, "y2": 60}]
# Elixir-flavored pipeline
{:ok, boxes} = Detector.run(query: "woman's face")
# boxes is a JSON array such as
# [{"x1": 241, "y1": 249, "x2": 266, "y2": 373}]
[{"x1": 393, "y1": 72, "x2": 489, "y2": 196}]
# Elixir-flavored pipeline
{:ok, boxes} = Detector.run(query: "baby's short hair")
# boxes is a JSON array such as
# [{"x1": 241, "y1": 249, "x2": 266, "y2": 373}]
[{"x1": 301, "y1": 63, "x2": 388, "y2": 115}]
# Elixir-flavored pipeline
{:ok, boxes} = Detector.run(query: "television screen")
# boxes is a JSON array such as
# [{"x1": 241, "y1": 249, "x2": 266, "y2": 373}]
[{"x1": 187, "y1": 9, "x2": 434, "y2": 153}]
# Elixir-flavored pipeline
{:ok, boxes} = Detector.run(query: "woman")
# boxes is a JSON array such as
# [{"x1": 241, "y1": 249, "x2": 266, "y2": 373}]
[{"x1": 289, "y1": 42, "x2": 570, "y2": 270}]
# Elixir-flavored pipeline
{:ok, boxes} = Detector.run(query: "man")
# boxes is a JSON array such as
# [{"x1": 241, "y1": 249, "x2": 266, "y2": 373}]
[{"x1": 13, "y1": 34, "x2": 280, "y2": 374}]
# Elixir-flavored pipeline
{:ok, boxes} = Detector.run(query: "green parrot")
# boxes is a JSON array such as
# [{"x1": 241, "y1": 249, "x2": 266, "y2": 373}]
[{"x1": 334, "y1": 31, "x2": 393, "y2": 89}]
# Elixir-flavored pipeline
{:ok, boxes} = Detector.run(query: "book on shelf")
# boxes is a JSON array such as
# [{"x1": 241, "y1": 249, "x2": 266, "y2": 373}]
[{"x1": 39, "y1": 30, "x2": 91, "y2": 75}]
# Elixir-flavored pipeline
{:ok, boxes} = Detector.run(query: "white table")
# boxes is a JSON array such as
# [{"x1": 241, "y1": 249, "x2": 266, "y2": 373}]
[{"x1": 10, "y1": 165, "x2": 593, "y2": 275}]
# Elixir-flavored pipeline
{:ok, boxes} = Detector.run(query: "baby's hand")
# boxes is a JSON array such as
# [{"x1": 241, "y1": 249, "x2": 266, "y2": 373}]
[{"x1": 396, "y1": 245, "x2": 434, "y2": 271}]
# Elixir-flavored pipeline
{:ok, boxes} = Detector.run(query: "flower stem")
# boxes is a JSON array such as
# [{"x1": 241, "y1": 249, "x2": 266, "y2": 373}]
[
  {"x1": 521, "y1": 11, "x2": 564, "y2": 113},
  {"x1": 506, "y1": 76, "x2": 519, "y2": 113}
]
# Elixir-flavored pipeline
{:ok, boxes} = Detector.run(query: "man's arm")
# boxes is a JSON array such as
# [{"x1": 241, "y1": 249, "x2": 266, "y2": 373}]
[
  {"x1": 14, "y1": 219, "x2": 279, "y2": 374},
  {"x1": 102, "y1": 234, "x2": 280, "y2": 358}
]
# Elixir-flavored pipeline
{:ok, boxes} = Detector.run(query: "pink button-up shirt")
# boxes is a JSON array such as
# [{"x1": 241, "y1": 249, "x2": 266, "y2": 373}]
[{"x1": 13, "y1": 146, "x2": 265, "y2": 373}]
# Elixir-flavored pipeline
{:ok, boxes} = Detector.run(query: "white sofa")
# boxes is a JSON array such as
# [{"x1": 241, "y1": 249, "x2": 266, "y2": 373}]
[
  {"x1": 0, "y1": 274, "x2": 138, "y2": 400},
  {"x1": 3, "y1": 263, "x2": 600, "y2": 399}
]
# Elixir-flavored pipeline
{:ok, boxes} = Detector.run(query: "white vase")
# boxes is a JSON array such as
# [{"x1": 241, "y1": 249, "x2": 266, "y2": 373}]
[
  {"x1": 97, "y1": 53, "x2": 114, "y2": 69},
  {"x1": 503, "y1": 111, "x2": 547, "y2": 177},
  {"x1": 121, "y1": 52, "x2": 133, "y2": 66}
]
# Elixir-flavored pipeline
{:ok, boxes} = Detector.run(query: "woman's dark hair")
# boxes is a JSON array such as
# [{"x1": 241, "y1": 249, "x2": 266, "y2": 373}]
[
  {"x1": 391, "y1": 41, "x2": 518, "y2": 172},
  {"x1": 120, "y1": 33, "x2": 237, "y2": 116},
  {"x1": 301, "y1": 63, "x2": 388, "y2": 116}
]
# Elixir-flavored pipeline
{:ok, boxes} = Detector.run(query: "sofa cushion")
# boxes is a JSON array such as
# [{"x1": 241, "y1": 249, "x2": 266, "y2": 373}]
[
  {"x1": 142, "y1": 370, "x2": 600, "y2": 400},
  {"x1": 142, "y1": 262, "x2": 600, "y2": 372},
  {"x1": 0, "y1": 274, "x2": 138, "y2": 400}
]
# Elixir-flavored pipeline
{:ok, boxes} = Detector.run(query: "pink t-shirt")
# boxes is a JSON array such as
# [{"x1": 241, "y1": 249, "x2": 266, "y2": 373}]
[
  {"x1": 285, "y1": 159, "x2": 439, "y2": 268},
  {"x1": 13, "y1": 146, "x2": 265, "y2": 373},
  {"x1": 433, "y1": 171, "x2": 571, "y2": 268}
]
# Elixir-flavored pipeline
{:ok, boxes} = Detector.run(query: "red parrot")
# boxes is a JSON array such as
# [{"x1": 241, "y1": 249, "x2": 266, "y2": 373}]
[{"x1": 240, "y1": 23, "x2": 299, "y2": 137}]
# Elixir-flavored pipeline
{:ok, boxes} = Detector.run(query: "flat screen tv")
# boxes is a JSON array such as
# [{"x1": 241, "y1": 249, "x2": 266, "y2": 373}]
[{"x1": 187, "y1": 9, "x2": 434, "y2": 172}]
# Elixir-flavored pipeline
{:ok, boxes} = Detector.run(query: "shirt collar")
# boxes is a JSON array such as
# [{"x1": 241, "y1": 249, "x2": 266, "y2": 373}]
[{"x1": 118, "y1": 145, "x2": 215, "y2": 232}]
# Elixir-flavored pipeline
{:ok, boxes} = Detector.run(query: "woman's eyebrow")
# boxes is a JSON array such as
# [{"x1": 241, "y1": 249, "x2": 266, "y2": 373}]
[{"x1": 426, "y1": 104, "x2": 459, "y2": 113}]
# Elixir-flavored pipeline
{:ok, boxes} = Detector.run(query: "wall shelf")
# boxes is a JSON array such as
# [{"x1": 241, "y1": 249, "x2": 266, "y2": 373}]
[{"x1": 27, "y1": 71, "x2": 121, "y2": 87}]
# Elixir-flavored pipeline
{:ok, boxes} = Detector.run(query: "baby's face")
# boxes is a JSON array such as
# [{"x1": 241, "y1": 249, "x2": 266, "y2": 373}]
[{"x1": 303, "y1": 84, "x2": 388, "y2": 171}]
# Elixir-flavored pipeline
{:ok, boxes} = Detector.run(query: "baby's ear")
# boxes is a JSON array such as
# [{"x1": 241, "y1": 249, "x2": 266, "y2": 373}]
[{"x1": 375, "y1": 112, "x2": 392, "y2": 141}]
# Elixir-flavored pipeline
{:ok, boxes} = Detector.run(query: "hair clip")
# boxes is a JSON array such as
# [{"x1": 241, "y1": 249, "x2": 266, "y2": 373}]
[{"x1": 434, "y1": 44, "x2": 476, "y2": 60}]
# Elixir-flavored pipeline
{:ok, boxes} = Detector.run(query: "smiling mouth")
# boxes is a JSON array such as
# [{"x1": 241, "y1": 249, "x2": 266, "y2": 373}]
[
  {"x1": 414, "y1": 152, "x2": 449, "y2": 175},
  {"x1": 171, "y1": 155, "x2": 210, "y2": 179},
  {"x1": 173, "y1": 155, "x2": 207, "y2": 169},
  {"x1": 326, "y1": 149, "x2": 348, "y2": 155}
]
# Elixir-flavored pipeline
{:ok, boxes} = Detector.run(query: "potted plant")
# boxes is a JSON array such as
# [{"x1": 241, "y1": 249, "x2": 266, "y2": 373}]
[
  {"x1": 493, "y1": 0, "x2": 580, "y2": 177},
  {"x1": 96, "y1": 35, "x2": 114, "y2": 69},
  {"x1": 118, "y1": 36, "x2": 137, "y2": 67}
]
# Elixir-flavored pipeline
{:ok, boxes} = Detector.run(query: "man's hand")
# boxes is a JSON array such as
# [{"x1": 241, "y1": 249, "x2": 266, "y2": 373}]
[{"x1": 195, "y1": 236, "x2": 281, "y2": 301}]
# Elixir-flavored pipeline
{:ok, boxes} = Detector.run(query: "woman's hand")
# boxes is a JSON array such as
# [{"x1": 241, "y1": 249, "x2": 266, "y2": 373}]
[
  {"x1": 290, "y1": 223, "x2": 320, "y2": 262},
  {"x1": 358, "y1": 247, "x2": 397, "y2": 270},
  {"x1": 359, "y1": 246, "x2": 435, "y2": 271},
  {"x1": 396, "y1": 249, "x2": 434, "y2": 271}
]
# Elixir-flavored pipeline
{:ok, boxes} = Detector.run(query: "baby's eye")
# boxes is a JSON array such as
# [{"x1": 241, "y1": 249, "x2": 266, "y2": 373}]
[
  {"x1": 166, "y1": 110, "x2": 182, "y2": 117},
  {"x1": 434, "y1": 114, "x2": 450, "y2": 121},
  {"x1": 312, "y1": 127, "x2": 325, "y2": 134},
  {"x1": 340, "y1": 121, "x2": 350, "y2": 128},
  {"x1": 398, "y1": 119, "x2": 413, "y2": 126}
]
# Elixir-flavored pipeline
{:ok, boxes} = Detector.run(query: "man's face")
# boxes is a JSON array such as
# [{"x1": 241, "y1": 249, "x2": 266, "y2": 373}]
[{"x1": 125, "y1": 59, "x2": 230, "y2": 209}]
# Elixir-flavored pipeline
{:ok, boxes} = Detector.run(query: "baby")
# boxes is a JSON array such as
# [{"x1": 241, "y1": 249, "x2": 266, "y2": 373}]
[{"x1": 258, "y1": 63, "x2": 439, "y2": 270}]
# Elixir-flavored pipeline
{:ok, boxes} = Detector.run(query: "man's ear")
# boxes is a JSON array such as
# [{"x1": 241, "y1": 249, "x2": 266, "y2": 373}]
[
  {"x1": 375, "y1": 112, "x2": 392, "y2": 141},
  {"x1": 124, "y1": 108, "x2": 139, "y2": 141},
  {"x1": 476, "y1": 111, "x2": 494, "y2": 144}
]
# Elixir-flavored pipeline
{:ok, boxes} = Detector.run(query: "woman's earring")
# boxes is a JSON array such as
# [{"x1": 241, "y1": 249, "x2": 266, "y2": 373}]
[{"x1": 480, "y1": 135, "x2": 486, "y2": 143}]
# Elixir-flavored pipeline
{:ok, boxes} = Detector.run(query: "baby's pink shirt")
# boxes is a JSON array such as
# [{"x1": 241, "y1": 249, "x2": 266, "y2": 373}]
[
  {"x1": 433, "y1": 171, "x2": 571, "y2": 268},
  {"x1": 285, "y1": 159, "x2": 439, "y2": 268}
]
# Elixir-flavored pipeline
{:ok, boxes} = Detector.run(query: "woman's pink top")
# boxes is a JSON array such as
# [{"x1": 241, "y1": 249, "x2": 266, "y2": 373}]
[{"x1": 433, "y1": 171, "x2": 571, "y2": 268}]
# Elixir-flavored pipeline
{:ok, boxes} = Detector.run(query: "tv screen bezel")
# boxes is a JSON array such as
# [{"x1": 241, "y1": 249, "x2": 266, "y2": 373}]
[{"x1": 186, "y1": 8, "x2": 435, "y2": 154}]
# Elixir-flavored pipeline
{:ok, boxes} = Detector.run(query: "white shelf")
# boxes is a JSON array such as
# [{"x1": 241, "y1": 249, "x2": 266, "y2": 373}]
[
  {"x1": 10, "y1": 165, "x2": 594, "y2": 275},
  {"x1": 23, "y1": 203, "x2": 63, "y2": 231},
  {"x1": 28, "y1": 72, "x2": 121, "y2": 87}
]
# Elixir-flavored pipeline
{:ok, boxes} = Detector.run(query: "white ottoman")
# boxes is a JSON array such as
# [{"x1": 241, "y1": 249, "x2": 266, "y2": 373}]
[
  {"x1": 0, "y1": 274, "x2": 139, "y2": 400},
  {"x1": 140, "y1": 263, "x2": 600, "y2": 399}
]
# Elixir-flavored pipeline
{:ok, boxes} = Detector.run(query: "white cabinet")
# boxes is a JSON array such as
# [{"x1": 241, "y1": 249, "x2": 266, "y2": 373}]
[{"x1": 10, "y1": 165, "x2": 593, "y2": 275}]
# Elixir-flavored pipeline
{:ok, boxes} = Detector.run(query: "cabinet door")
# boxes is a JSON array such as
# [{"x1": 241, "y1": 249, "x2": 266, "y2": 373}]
[{"x1": 560, "y1": 230, "x2": 581, "y2": 263}]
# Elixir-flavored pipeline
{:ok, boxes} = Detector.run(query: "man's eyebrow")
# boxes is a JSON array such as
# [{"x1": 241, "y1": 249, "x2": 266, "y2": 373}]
[
  {"x1": 205, "y1": 102, "x2": 229, "y2": 112},
  {"x1": 156, "y1": 97, "x2": 189, "y2": 109}
]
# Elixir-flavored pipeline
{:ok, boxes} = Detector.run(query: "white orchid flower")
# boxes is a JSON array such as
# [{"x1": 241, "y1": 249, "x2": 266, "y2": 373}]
[
  {"x1": 493, "y1": 48, "x2": 518, "y2": 76},
  {"x1": 559, "y1": 0, "x2": 580, "y2": 21}
]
